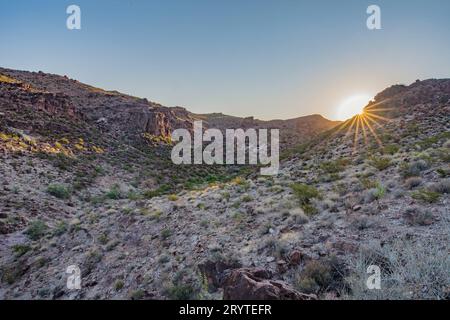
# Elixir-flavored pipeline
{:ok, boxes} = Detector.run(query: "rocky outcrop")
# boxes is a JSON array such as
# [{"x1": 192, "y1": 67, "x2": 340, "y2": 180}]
[
  {"x1": 222, "y1": 268, "x2": 317, "y2": 300},
  {"x1": 198, "y1": 258, "x2": 242, "y2": 291}
]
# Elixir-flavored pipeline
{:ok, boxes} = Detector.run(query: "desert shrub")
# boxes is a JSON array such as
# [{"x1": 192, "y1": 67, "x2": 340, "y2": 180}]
[
  {"x1": 129, "y1": 290, "x2": 145, "y2": 300},
  {"x1": 359, "y1": 177, "x2": 378, "y2": 189},
  {"x1": 12, "y1": 244, "x2": 31, "y2": 257},
  {"x1": 168, "y1": 194, "x2": 178, "y2": 201},
  {"x1": 289, "y1": 208, "x2": 309, "y2": 224},
  {"x1": 160, "y1": 228, "x2": 172, "y2": 240},
  {"x1": 53, "y1": 221, "x2": 68, "y2": 236},
  {"x1": 383, "y1": 144, "x2": 400, "y2": 155},
  {"x1": 429, "y1": 179, "x2": 450, "y2": 194},
  {"x1": 369, "y1": 156, "x2": 391, "y2": 171},
  {"x1": 404, "y1": 177, "x2": 422, "y2": 190},
  {"x1": 114, "y1": 280, "x2": 124, "y2": 291},
  {"x1": 294, "y1": 256, "x2": 346, "y2": 296},
  {"x1": 1, "y1": 263, "x2": 28, "y2": 284},
  {"x1": 164, "y1": 269, "x2": 201, "y2": 300},
  {"x1": 344, "y1": 237, "x2": 449, "y2": 299},
  {"x1": 363, "y1": 183, "x2": 385, "y2": 205},
  {"x1": 98, "y1": 233, "x2": 109, "y2": 245},
  {"x1": 25, "y1": 220, "x2": 48, "y2": 240},
  {"x1": 351, "y1": 215, "x2": 377, "y2": 230},
  {"x1": 319, "y1": 158, "x2": 350, "y2": 174},
  {"x1": 411, "y1": 189, "x2": 441, "y2": 203},
  {"x1": 290, "y1": 183, "x2": 321, "y2": 215},
  {"x1": 436, "y1": 168, "x2": 449, "y2": 178},
  {"x1": 143, "y1": 184, "x2": 170, "y2": 199},
  {"x1": 47, "y1": 184, "x2": 70, "y2": 199},
  {"x1": 105, "y1": 185, "x2": 122, "y2": 200},
  {"x1": 400, "y1": 159, "x2": 429, "y2": 178},
  {"x1": 241, "y1": 195, "x2": 253, "y2": 202},
  {"x1": 165, "y1": 283, "x2": 199, "y2": 300},
  {"x1": 403, "y1": 207, "x2": 434, "y2": 226}
]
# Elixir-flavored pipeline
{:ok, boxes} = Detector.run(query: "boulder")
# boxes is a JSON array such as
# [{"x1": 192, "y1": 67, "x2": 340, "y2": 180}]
[{"x1": 222, "y1": 268, "x2": 316, "y2": 300}]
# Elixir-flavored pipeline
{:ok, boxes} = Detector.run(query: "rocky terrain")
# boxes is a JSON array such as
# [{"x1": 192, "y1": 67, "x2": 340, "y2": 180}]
[{"x1": 0, "y1": 68, "x2": 449, "y2": 300}]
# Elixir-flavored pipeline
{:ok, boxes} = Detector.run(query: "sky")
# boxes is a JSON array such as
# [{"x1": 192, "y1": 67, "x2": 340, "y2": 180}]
[{"x1": 1, "y1": 0, "x2": 449, "y2": 120}]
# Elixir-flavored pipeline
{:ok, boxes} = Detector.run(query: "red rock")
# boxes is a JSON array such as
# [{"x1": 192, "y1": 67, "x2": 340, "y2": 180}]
[
  {"x1": 289, "y1": 250, "x2": 303, "y2": 265},
  {"x1": 222, "y1": 268, "x2": 316, "y2": 300}
]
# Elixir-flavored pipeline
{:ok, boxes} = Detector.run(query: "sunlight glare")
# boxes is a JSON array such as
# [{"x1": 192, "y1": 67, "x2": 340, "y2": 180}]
[{"x1": 335, "y1": 94, "x2": 373, "y2": 120}]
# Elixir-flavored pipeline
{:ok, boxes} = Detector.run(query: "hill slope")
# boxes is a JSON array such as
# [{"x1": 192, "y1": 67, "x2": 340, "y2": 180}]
[{"x1": 0, "y1": 71, "x2": 449, "y2": 300}]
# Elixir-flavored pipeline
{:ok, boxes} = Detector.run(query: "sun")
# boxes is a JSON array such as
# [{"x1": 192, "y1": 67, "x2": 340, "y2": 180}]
[
  {"x1": 327, "y1": 95, "x2": 394, "y2": 154},
  {"x1": 335, "y1": 94, "x2": 373, "y2": 120}
]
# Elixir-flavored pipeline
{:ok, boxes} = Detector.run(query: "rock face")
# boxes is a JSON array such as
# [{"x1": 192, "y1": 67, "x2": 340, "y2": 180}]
[{"x1": 222, "y1": 268, "x2": 316, "y2": 300}]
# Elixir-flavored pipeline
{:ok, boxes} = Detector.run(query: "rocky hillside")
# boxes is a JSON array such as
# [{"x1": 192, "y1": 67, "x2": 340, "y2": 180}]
[
  {"x1": 0, "y1": 67, "x2": 339, "y2": 147},
  {"x1": 0, "y1": 70, "x2": 449, "y2": 300}
]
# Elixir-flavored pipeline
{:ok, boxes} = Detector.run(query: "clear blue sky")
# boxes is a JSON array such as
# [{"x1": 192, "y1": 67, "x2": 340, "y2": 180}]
[{"x1": 1, "y1": 0, "x2": 449, "y2": 120}]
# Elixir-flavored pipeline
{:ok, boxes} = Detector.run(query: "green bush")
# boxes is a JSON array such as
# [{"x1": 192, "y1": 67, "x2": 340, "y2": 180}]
[
  {"x1": 370, "y1": 156, "x2": 391, "y2": 171},
  {"x1": 25, "y1": 220, "x2": 48, "y2": 240},
  {"x1": 114, "y1": 280, "x2": 124, "y2": 291},
  {"x1": 411, "y1": 189, "x2": 441, "y2": 203},
  {"x1": 47, "y1": 184, "x2": 70, "y2": 199},
  {"x1": 105, "y1": 185, "x2": 121, "y2": 200},
  {"x1": 291, "y1": 183, "x2": 320, "y2": 216},
  {"x1": 165, "y1": 284, "x2": 199, "y2": 300},
  {"x1": 12, "y1": 244, "x2": 31, "y2": 257},
  {"x1": 291, "y1": 183, "x2": 320, "y2": 204},
  {"x1": 295, "y1": 256, "x2": 345, "y2": 296},
  {"x1": 319, "y1": 158, "x2": 350, "y2": 174},
  {"x1": 383, "y1": 144, "x2": 400, "y2": 155},
  {"x1": 143, "y1": 184, "x2": 171, "y2": 199},
  {"x1": 160, "y1": 228, "x2": 172, "y2": 240}
]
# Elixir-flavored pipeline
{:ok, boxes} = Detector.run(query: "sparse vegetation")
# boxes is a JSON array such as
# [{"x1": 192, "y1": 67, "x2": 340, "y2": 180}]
[
  {"x1": 411, "y1": 189, "x2": 441, "y2": 203},
  {"x1": 47, "y1": 184, "x2": 71, "y2": 199},
  {"x1": 345, "y1": 237, "x2": 449, "y2": 299},
  {"x1": 403, "y1": 207, "x2": 434, "y2": 226},
  {"x1": 291, "y1": 183, "x2": 321, "y2": 216},
  {"x1": 25, "y1": 220, "x2": 48, "y2": 240},
  {"x1": 160, "y1": 228, "x2": 172, "y2": 240},
  {"x1": 400, "y1": 160, "x2": 429, "y2": 178},
  {"x1": 12, "y1": 244, "x2": 31, "y2": 257},
  {"x1": 114, "y1": 280, "x2": 124, "y2": 291},
  {"x1": 404, "y1": 176, "x2": 422, "y2": 189},
  {"x1": 429, "y1": 179, "x2": 450, "y2": 194},
  {"x1": 369, "y1": 156, "x2": 391, "y2": 171},
  {"x1": 105, "y1": 185, "x2": 122, "y2": 200},
  {"x1": 294, "y1": 256, "x2": 345, "y2": 296}
]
